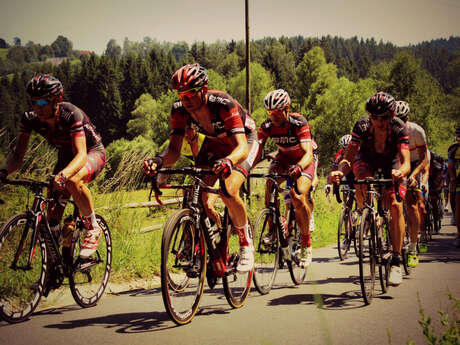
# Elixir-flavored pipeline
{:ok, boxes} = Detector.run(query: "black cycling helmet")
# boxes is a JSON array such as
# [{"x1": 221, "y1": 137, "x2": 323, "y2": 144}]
[
  {"x1": 171, "y1": 63, "x2": 208, "y2": 91},
  {"x1": 26, "y1": 74, "x2": 63, "y2": 100},
  {"x1": 365, "y1": 91, "x2": 396, "y2": 117}
]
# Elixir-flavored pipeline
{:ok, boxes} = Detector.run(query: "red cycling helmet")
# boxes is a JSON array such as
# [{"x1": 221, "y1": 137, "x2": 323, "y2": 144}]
[
  {"x1": 26, "y1": 74, "x2": 63, "y2": 100},
  {"x1": 365, "y1": 92, "x2": 396, "y2": 117},
  {"x1": 171, "y1": 63, "x2": 208, "y2": 91}
]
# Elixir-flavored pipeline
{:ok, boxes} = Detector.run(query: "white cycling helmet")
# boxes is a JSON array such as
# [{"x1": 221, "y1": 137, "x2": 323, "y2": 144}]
[
  {"x1": 263, "y1": 89, "x2": 291, "y2": 111},
  {"x1": 395, "y1": 100, "x2": 410, "y2": 122},
  {"x1": 339, "y1": 134, "x2": 352, "y2": 149}
]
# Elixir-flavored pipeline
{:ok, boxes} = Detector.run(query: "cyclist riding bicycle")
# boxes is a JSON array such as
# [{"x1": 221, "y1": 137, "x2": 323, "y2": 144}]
[
  {"x1": 329, "y1": 92, "x2": 410, "y2": 286},
  {"x1": 0, "y1": 74, "x2": 106, "y2": 258},
  {"x1": 144, "y1": 63, "x2": 259, "y2": 272},
  {"x1": 395, "y1": 100, "x2": 429, "y2": 266},
  {"x1": 325, "y1": 134, "x2": 354, "y2": 195},
  {"x1": 429, "y1": 150, "x2": 446, "y2": 234},
  {"x1": 447, "y1": 125, "x2": 460, "y2": 247},
  {"x1": 256, "y1": 89, "x2": 315, "y2": 268}
]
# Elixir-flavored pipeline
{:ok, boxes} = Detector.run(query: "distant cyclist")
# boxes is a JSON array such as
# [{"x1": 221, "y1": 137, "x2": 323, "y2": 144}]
[
  {"x1": 329, "y1": 92, "x2": 410, "y2": 286},
  {"x1": 0, "y1": 74, "x2": 106, "y2": 258},
  {"x1": 395, "y1": 100, "x2": 429, "y2": 265},
  {"x1": 447, "y1": 125, "x2": 460, "y2": 247},
  {"x1": 428, "y1": 150, "x2": 446, "y2": 234},
  {"x1": 325, "y1": 134, "x2": 354, "y2": 196},
  {"x1": 144, "y1": 63, "x2": 259, "y2": 272},
  {"x1": 256, "y1": 89, "x2": 315, "y2": 268}
]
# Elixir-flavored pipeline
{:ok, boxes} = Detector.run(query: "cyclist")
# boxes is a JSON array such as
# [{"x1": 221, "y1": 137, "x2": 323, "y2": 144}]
[
  {"x1": 144, "y1": 63, "x2": 259, "y2": 272},
  {"x1": 394, "y1": 100, "x2": 429, "y2": 266},
  {"x1": 447, "y1": 125, "x2": 460, "y2": 247},
  {"x1": 256, "y1": 89, "x2": 315, "y2": 268},
  {"x1": 325, "y1": 134, "x2": 354, "y2": 195},
  {"x1": 329, "y1": 92, "x2": 410, "y2": 286},
  {"x1": 428, "y1": 150, "x2": 446, "y2": 234},
  {"x1": 0, "y1": 74, "x2": 106, "y2": 258}
]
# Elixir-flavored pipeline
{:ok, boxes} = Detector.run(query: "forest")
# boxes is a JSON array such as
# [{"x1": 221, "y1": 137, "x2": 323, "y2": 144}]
[{"x1": 0, "y1": 34, "x2": 459, "y2": 189}]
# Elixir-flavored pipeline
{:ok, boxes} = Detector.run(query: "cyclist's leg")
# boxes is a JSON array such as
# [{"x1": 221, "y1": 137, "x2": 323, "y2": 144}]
[
  {"x1": 290, "y1": 173, "x2": 313, "y2": 267},
  {"x1": 65, "y1": 147, "x2": 106, "y2": 257},
  {"x1": 405, "y1": 188, "x2": 420, "y2": 252},
  {"x1": 455, "y1": 187, "x2": 460, "y2": 247},
  {"x1": 352, "y1": 157, "x2": 373, "y2": 209}
]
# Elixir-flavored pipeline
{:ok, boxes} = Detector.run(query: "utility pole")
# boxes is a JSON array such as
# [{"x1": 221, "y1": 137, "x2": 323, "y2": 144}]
[
  {"x1": 245, "y1": 0, "x2": 250, "y2": 112},
  {"x1": 245, "y1": 0, "x2": 252, "y2": 205}
]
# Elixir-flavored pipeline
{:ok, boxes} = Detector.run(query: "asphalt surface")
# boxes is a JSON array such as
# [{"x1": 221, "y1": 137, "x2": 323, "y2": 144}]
[{"x1": 1, "y1": 213, "x2": 459, "y2": 345}]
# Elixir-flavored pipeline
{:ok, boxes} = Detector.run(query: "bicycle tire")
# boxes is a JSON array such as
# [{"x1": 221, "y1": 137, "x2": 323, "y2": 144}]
[
  {"x1": 337, "y1": 208, "x2": 352, "y2": 260},
  {"x1": 358, "y1": 208, "x2": 376, "y2": 305},
  {"x1": 252, "y1": 209, "x2": 279, "y2": 295},
  {"x1": 69, "y1": 214, "x2": 112, "y2": 308},
  {"x1": 0, "y1": 213, "x2": 47, "y2": 323},
  {"x1": 161, "y1": 209, "x2": 206, "y2": 325},
  {"x1": 223, "y1": 221, "x2": 254, "y2": 308},
  {"x1": 377, "y1": 215, "x2": 391, "y2": 293},
  {"x1": 287, "y1": 217, "x2": 307, "y2": 285}
]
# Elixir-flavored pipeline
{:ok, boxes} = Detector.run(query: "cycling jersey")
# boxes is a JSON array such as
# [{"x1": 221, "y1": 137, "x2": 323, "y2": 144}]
[
  {"x1": 332, "y1": 147, "x2": 355, "y2": 182},
  {"x1": 258, "y1": 113, "x2": 312, "y2": 162},
  {"x1": 349, "y1": 116, "x2": 409, "y2": 175},
  {"x1": 406, "y1": 121, "x2": 427, "y2": 163},
  {"x1": 170, "y1": 90, "x2": 258, "y2": 176},
  {"x1": 19, "y1": 102, "x2": 105, "y2": 183}
]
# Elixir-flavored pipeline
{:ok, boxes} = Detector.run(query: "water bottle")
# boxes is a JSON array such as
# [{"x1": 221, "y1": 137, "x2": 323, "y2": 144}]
[{"x1": 61, "y1": 216, "x2": 76, "y2": 247}]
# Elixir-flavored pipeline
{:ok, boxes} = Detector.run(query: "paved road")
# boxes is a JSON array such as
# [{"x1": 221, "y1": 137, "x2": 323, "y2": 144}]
[{"x1": 1, "y1": 215, "x2": 459, "y2": 345}]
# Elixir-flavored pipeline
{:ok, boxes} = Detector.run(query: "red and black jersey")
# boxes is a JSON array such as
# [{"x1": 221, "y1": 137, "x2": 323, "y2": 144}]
[
  {"x1": 332, "y1": 148, "x2": 345, "y2": 169},
  {"x1": 19, "y1": 102, "x2": 102, "y2": 152},
  {"x1": 170, "y1": 90, "x2": 256, "y2": 148},
  {"x1": 349, "y1": 116, "x2": 409, "y2": 165},
  {"x1": 258, "y1": 113, "x2": 312, "y2": 161}
]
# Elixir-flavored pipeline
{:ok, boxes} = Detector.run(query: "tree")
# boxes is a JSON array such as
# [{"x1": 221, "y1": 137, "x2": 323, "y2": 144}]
[
  {"x1": 51, "y1": 35, "x2": 73, "y2": 57},
  {"x1": 312, "y1": 77, "x2": 376, "y2": 168},
  {"x1": 127, "y1": 91, "x2": 176, "y2": 146},
  {"x1": 104, "y1": 39, "x2": 122, "y2": 60},
  {"x1": 262, "y1": 41, "x2": 297, "y2": 96},
  {"x1": 13, "y1": 37, "x2": 21, "y2": 47},
  {"x1": 0, "y1": 38, "x2": 10, "y2": 49},
  {"x1": 295, "y1": 46, "x2": 338, "y2": 117},
  {"x1": 228, "y1": 62, "x2": 274, "y2": 117}
]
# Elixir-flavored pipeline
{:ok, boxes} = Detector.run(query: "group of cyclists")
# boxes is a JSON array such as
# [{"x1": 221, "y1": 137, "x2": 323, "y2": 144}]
[{"x1": 1, "y1": 63, "x2": 459, "y2": 309}]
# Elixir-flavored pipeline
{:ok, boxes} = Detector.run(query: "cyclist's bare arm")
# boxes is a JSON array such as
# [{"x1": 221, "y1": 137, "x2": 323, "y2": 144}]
[
  {"x1": 1, "y1": 132, "x2": 30, "y2": 174},
  {"x1": 60, "y1": 135, "x2": 88, "y2": 179},
  {"x1": 394, "y1": 148, "x2": 410, "y2": 182},
  {"x1": 409, "y1": 146, "x2": 428, "y2": 182},
  {"x1": 224, "y1": 133, "x2": 249, "y2": 166},
  {"x1": 296, "y1": 141, "x2": 313, "y2": 169},
  {"x1": 331, "y1": 143, "x2": 358, "y2": 183}
]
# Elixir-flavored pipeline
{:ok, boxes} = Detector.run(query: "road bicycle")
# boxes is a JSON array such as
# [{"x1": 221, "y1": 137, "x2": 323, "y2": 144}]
[
  {"x1": 335, "y1": 174, "x2": 401, "y2": 305},
  {"x1": 250, "y1": 172, "x2": 307, "y2": 295},
  {"x1": 151, "y1": 167, "x2": 253, "y2": 325},
  {"x1": 333, "y1": 183, "x2": 360, "y2": 260},
  {"x1": 0, "y1": 177, "x2": 112, "y2": 323}
]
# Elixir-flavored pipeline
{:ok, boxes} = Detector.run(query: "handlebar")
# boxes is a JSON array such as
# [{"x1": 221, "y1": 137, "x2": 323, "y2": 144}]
[
  {"x1": 148, "y1": 167, "x2": 228, "y2": 205},
  {"x1": 249, "y1": 172, "x2": 300, "y2": 195},
  {"x1": 332, "y1": 178, "x2": 402, "y2": 203}
]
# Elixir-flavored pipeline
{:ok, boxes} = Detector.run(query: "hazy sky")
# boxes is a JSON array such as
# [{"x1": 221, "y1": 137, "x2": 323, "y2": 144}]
[{"x1": 1, "y1": 0, "x2": 460, "y2": 54}]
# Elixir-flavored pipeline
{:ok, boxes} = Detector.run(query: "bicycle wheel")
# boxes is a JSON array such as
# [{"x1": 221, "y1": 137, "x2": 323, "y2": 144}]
[
  {"x1": 223, "y1": 221, "x2": 254, "y2": 308},
  {"x1": 337, "y1": 208, "x2": 352, "y2": 260},
  {"x1": 161, "y1": 209, "x2": 206, "y2": 325},
  {"x1": 377, "y1": 215, "x2": 391, "y2": 293},
  {"x1": 252, "y1": 209, "x2": 279, "y2": 295},
  {"x1": 0, "y1": 213, "x2": 47, "y2": 323},
  {"x1": 287, "y1": 218, "x2": 307, "y2": 285},
  {"x1": 69, "y1": 214, "x2": 112, "y2": 308},
  {"x1": 358, "y1": 208, "x2": 376, "y2": 305}
]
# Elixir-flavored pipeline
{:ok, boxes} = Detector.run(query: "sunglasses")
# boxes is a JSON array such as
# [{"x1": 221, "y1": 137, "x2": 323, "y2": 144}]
[
  {"x1": 268, "y1": 109, "x2": 285, "y2": 117},
  {"x1": 369, "y1": 113, "x2": 391, "y2": 121},
  {"x1": 31, "y1": 99, "x2": 51, "y2": 107},
  {"x1": 177, "y1": 86, "x2": 202, "y2": 99}
]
